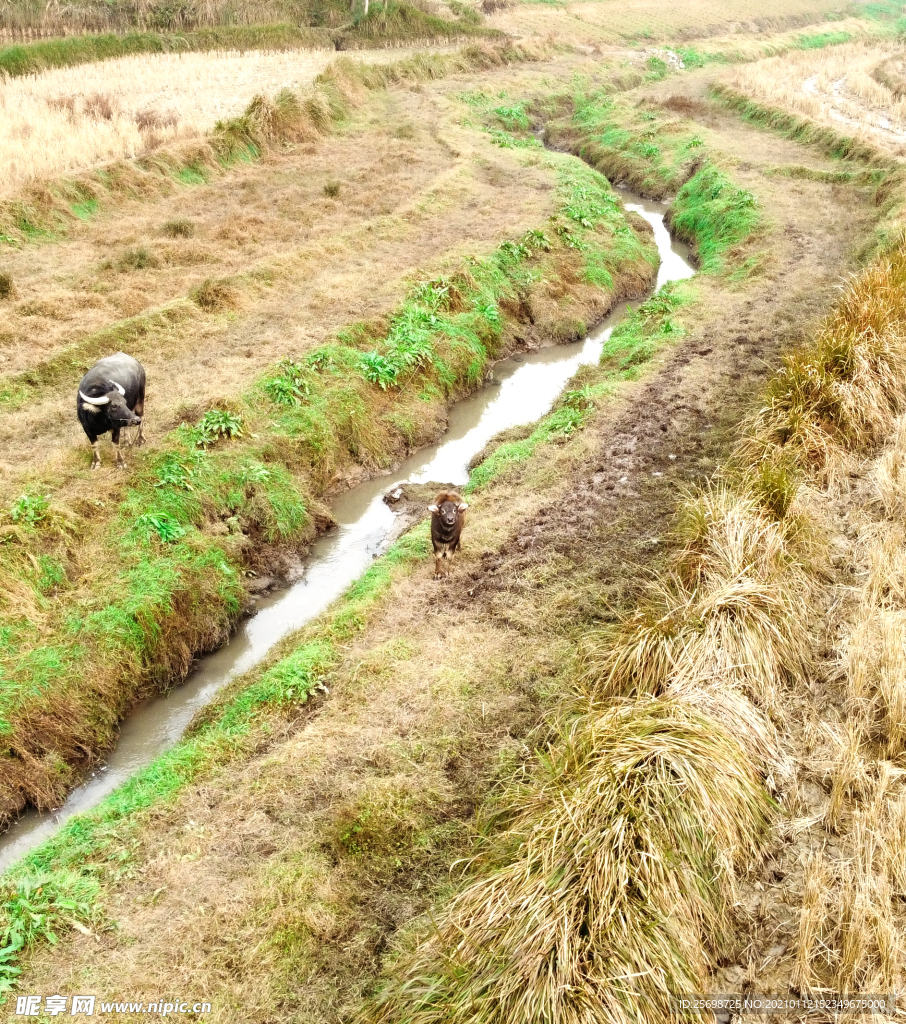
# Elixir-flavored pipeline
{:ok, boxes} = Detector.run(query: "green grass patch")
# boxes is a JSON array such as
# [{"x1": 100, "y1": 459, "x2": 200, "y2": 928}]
[
  {"x1": 795, "y1": 29, "x2": 852, "y2": 48},
  {"x1": 69, "y1": 199, "x2": 98, "y2": 221},
  {"x1": 670, "y1": 162, "x2": 760, "y2": 274},
  {"x1": 600, "y1": 279, "x2": 690, "y2": 370}
]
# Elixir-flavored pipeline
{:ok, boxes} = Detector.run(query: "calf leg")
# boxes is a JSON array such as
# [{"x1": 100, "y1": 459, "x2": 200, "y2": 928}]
[{"x1": 433, "y1": 553, "x2": 444, "y2": 579}]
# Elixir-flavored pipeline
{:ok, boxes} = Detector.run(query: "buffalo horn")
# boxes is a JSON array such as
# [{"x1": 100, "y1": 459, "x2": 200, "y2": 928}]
[
  {"x1": 109, "y1": 380, "x2": 126, "y2": 396},
  {"x1": 79, "y1": 390, "x2": 110, "y2": 406}
]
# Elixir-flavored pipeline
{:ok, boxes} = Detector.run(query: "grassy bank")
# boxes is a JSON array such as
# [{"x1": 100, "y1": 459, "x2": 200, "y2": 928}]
[
  {"x1": 0, "y1": 24, "x2": 332, "y2": 78},
  {"x1": 0, "y1": 131, "x2": 657, "y2": 819},
  {"x1": 544, "y1": 90, "x2": 763, "y2": 273}
]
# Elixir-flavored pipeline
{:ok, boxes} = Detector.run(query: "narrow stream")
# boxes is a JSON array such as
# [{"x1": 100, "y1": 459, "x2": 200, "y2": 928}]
[{"x1": 0, "y1": 196, "x2": 694, "y2": 872}]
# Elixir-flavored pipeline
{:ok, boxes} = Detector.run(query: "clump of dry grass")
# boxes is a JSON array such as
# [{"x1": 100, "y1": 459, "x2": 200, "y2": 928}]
[
  {"x1": 162, "y1": 217, "x2": 194, "y2": 238},
  {"x1": 836, "y1": 419, "x2": 906, "y2": 754},
  {"x1": 793, "y1": 814, "x2": 901, "y2": 994},
  {"x1": 116, "y1": 245, "x2": 159, "y2": 271},
  {"x1": 741, "y1": 244, "x2": 906, "y2": 486},
  {"x1": 0, "y1": 271, "x2": 13, "y2": 299},
  {"x1": 191, "y1": 277, "x2": 237, "y2": 311},
  {"x1": 323, "y1": 179, "x2": 342, "y2": 197},
  {"x1": 583, "y1": 484, "x2": 814, "y2": 717},
  {"x1": 845, "y1": 608, "x2": 906, "y2": 757},
  {"x1": 363, "y1": 697, "x2": 772, "y2": 1024}
]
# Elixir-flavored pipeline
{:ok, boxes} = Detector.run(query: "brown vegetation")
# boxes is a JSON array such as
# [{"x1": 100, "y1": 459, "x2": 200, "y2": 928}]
[{"x1": 724, "y1": 43, "x2": 906, "y2": 156}]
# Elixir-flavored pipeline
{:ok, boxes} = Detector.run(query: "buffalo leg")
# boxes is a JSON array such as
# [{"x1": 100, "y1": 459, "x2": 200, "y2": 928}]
[
  {"x1": 134, "y1": 395, "x2": 145, "y2": 447},
  {"x1": 90, "y1": 441, "x2": 101, "y2": 470},
  {"x1": 112, "y1": 428, "x2": 127, "y2": 469}
]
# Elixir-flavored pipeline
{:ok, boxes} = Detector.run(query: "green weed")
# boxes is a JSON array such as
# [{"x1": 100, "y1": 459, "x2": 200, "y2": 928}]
[
  {"x1": 193, "y1": 409, "x2": 244, "y2": 445},
  {"x1": 9, "y1": 494, "x2": 49, "y2": 526},
  {"x1": 263, "y1": 359, "x2": 312, "y2": 406},
  {"x1": 0, "y1": 872, "x2": 98, "y2": 994},
  {"x1": 132, "y1": 512, "x2": 187, "y2": 544}
]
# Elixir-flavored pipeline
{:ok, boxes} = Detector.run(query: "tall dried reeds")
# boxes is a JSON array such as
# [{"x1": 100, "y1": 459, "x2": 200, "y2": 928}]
[
  {"x1": 364, "y1": 697, "x2": 772, "y2": 1024},
  {"x1": 741, "y1": 244, "x2": 906, "y2": 486},
  {"x1": 583, "y1": 485, "x2": 814, "y2": 719}
]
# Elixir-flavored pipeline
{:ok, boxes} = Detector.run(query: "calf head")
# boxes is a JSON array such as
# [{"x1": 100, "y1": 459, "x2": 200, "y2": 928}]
[
  {"x1": 428, "y1": 498, "x2": 468, "y2": 525},
  {"x1": 79, "y1": 381, "x2": 140, "y2": 427}
]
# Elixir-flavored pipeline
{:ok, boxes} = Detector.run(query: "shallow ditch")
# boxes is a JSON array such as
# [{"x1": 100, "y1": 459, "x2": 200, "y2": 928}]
[{"x1": 0, "y1": 194, "x2": 694, "y2": 872}]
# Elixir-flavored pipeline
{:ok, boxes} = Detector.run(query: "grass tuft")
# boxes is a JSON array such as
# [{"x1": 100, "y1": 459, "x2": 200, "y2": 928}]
[
  {"x1": 191, "y1": 277, "x2": 237, "y2": 311},
  {"x1": 162, "y1": 217, "x2": 195, "y2": 238},
  {"x1": 583, "y1": 485, "x2": 814, "y2": 717},
  {"x1": 740, "y1": 244, "x2": 906, "y2": 484}
]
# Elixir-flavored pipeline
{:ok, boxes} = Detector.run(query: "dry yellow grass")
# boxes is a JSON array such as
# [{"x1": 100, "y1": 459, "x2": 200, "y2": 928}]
[
  {"x1": 583, "y1": 484, "x2": 815, "y2": 719},
  {"x1": 726, "y1": 42, "x2": 906, "y2": 153},
  {"x1": 741, "y1": 243, "x2": 906, "y2": 488},
  {"x1": 365, "y1": 697, "x2": 772, "y2": 1024},
  {"x1": 487, "y1": 0, "x2": 850, "y2": 47},
  {"x1": 0, "y1": 46, "x2": 436, "y2": 192}
]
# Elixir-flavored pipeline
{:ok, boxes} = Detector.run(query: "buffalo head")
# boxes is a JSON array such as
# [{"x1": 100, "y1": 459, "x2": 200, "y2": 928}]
[{"x1": 79, "y1": 380, "x2": 141, "y2": 427}]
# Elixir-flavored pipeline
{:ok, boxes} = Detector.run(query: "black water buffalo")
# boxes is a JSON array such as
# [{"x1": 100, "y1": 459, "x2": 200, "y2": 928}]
[
  {"x1": 427, "y1": 490, "x2": 468, "y2": 578},
  {"x1": 76, "y1": 352, "x2": 146, "y2": 469}
]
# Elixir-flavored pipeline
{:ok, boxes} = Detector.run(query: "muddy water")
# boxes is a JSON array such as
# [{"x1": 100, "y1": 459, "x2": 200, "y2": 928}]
[{"x1": 0, "y1": 197, "x2": 693, "y2": 872}]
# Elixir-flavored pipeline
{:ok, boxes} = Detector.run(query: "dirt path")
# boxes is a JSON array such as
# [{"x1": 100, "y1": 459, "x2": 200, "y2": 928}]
[{"x1": 11, "y1": 67, "x2": 884, "y2": 1021}]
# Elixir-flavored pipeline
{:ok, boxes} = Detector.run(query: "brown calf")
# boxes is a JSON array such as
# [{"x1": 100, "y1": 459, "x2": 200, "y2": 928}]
[{"x1": 427, "y1": 490, "x2": 468, "y2": 578}]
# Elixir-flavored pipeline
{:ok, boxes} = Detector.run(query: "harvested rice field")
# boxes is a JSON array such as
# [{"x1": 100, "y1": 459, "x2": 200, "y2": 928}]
[{"x1": 0, "y1": 46, "x2": 438, "y2": 191}]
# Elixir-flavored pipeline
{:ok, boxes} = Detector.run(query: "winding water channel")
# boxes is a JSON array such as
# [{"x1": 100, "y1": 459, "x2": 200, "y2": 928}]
[{"x1": 0, "y1": 195, "x2": 694, "y2": 872}]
